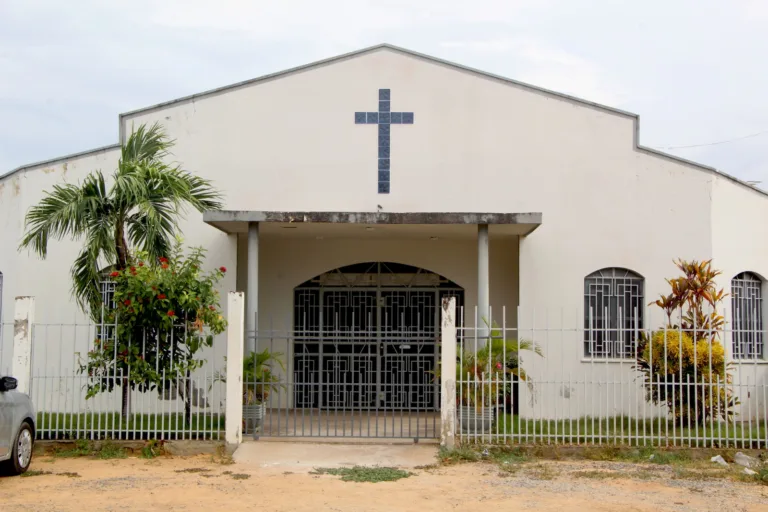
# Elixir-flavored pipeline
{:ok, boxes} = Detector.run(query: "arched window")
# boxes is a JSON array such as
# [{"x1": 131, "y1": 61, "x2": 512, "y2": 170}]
[
  {"x1": 584, "y1": 268, "x2": 644, "y2": 358},
  {"x1": 731, "y1": 272, "x2": 764, "y2": 359}
]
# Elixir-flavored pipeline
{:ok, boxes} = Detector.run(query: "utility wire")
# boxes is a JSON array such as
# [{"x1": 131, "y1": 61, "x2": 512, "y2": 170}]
[{"x1": 653, "y1": 130, "x2": 768, "y2": 150}]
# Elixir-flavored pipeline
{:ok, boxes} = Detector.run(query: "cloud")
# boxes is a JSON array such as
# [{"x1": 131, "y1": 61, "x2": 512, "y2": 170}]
[
  {"x1": 1, "y1": 0, "x2": 767, "y2": 186},
  {"x1": 440, "y1": 37, "x2": 630, "y2": 107}
]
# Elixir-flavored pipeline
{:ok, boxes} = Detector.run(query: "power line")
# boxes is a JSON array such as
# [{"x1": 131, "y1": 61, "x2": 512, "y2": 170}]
[{"x1": 653, "y1": 130, "x2": 768, "y2": 150}]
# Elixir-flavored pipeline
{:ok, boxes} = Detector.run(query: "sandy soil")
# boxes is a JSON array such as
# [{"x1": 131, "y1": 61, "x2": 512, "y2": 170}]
[{"x1": 1, "y1": 454, "x2": 767, "y2": 512}]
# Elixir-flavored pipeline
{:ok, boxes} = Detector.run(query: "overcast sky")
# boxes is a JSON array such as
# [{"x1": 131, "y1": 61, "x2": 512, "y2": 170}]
[{"x1": 2, "y1": 1, "x2": 767, "y2": 184}]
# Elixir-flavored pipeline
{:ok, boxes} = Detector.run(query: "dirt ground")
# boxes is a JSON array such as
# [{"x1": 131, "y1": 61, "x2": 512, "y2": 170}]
[{"x1": 1, "y1": 454, "x2": 767, "y2": 512}]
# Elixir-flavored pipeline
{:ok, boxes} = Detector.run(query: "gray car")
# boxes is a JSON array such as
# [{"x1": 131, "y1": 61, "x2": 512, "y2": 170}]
[{"x1": 0, "y1": 376, "x2": 35, "y2": 475}]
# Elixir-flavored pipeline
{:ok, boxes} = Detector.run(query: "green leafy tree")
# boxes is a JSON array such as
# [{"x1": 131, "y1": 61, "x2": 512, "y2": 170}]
[
  {"x1": 80, "y1": 242, "x2": 227, "y2": 424},
  {"x1": 19, "y1": 122, "x2": 223, "y2": 316}
]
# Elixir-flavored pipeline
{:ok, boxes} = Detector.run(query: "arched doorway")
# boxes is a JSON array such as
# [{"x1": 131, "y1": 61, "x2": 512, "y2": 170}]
[{"x1": 293, "y1": 262, "x2": 464, "y2": 411}]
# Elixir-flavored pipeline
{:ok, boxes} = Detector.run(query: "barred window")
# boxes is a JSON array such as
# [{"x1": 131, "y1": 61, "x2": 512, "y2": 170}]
[
  {"x1": 731, "y1": 272, "x2": 764, "y2": 360},
  {"x1": 584, "y1": 268, "x2": 644, "y2": 358}
]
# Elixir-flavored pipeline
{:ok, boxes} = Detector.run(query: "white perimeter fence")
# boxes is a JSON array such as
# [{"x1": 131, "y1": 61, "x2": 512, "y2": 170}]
[
  {"x1": 452, "y1": 305, "x2": 768, "y2": 448},
  {"x1": 1, "y1": 317, "x2": 227, "y2": 441}
]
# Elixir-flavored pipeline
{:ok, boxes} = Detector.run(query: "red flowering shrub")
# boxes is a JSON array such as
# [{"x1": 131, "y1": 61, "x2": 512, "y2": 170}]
[
  {"x1": 80, "y1": 242, "x2": 227, "y2": 424},
  {"x1": 219, "y1": 266, "x2": 226, "y2": 273}
]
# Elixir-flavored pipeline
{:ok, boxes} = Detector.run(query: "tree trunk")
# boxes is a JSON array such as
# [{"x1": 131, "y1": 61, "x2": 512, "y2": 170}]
[
  {"x1": 114, "y1": 221, "x2": 129, "y2": 270},
  {"x1": 184, "y1": 370, "x2": 192, "y2": 427},
  {"x1": 115, "y1": 220, "x2": 130, "y2": 421},
  {"x1": 121, "y1": 379, "x2": 130, "y2": 422}
]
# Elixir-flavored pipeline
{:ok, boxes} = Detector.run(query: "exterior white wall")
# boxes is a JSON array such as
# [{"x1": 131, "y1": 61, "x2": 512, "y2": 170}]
[
  {"x1": 712, "y1": 175, "x2": 768, "y2": 419},
  {"x1": 0, "y1": 148, "x2": 120, "y2": 327}
]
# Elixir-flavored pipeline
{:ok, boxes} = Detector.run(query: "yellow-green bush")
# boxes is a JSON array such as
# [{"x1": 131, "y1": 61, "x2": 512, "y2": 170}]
[{"x1": 637, "y1": 330, "x2": 737, "y2": 425}]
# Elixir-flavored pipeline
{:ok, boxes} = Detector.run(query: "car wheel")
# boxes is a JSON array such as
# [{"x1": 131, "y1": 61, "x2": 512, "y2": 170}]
[{"x1": 7, "y1": 422, "x2": 34, "y2": 475}]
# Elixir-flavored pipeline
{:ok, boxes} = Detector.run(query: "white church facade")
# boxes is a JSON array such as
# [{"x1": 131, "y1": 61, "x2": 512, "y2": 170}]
[{"x1": 1, "y1": 45, "x2": 767, "y2": 429}]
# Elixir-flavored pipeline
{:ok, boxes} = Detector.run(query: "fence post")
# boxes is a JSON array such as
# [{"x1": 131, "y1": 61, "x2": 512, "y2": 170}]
[
  {"x1": 225, "y1": 292, "x2": 245, "y2": 445},
  {"x1": 11, "y1": 296, "x2": 34, "y2": 394},
  {"x1": 441, "y1": 296, "x2": 457, "y2": 449}
]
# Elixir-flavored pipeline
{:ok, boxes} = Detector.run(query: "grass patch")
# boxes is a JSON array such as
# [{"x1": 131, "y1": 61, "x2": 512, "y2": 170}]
[
  {"x1": 35, "y1": 412, "x2": 225, "y2": 441},
  {"x1": 487, "y1": 415, "x2": 767, "y2": 447},
  {"x1": 21, "y1": 470, "x2": 53, "y2": 477},
  {"x1": 312, "y1": 466, "x2": 411, "y2": 483},
  {"x1": 438, "y1": 447, "x2": 479, "y2": 465},
  {"x1": 53, "y1": 439, "x2": 92, "y2": 458},
  {"x1": 752, "y1": 467, "x2": 768, "y2": 486},
  {"x1": 51, "y1": 439, "x2": 126, "y2": 459},
  {"x1": 140, "y1": 440, "x2": 167, "y2": 459},
  {"x1": 175, "y1": 468, "x2": 211, "y2": 474},
  {"x1": 672, "y1": 467, "x2": 730, "y2": 481},
  {"x1": 96, "y1": 441, "x2": 127, "y2": 460},
  {"x1": 59, "y1": 472, "x2": 81, "y2": 478},
  {"x1": 230, "y1": 473, "x2": 251, "y2": 480},
  {"x1": 572, "y1": 470, "x2": 623, "y2": 480},
  {"x1": 488, "y1": 447, "x2": 529, "y2": 465}
]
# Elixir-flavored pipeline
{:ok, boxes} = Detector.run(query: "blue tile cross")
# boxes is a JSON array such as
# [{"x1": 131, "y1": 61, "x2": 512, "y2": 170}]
[{"x1": 355, "y1": 89, "x2": 414, "y2": 194}]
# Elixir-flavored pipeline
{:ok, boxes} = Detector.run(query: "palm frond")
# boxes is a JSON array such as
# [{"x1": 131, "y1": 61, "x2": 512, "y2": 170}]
[
  {"x1": 19, "y1": 171, "x2": 108, "y2": 257},
  {"x1": 71, "y1": 243, "x2": 105, "y2": 317},
  {"x1": 120, "y1": 122, "x2": 173, "y2": 164}
]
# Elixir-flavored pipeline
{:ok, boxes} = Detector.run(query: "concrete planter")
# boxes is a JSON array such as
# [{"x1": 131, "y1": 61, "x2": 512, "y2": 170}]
[
  {"x1": 458, "y1": 405, "x2": 494, "y2": 434},
  {"x1": 243, "y1": 403, "x2": 266, "y2": 432}
]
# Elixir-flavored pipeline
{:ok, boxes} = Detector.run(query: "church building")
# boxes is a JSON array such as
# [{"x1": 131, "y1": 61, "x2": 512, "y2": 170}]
[{"x1": 1, "y1": 44, "x2": 766, "y2": 425}]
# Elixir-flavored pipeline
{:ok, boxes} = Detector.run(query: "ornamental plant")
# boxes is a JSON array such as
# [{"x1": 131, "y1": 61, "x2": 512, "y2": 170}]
[
  {"x1": 19, "y1": 122, "x2": 222, "y2": 317},
  {"x1": 432, "y1": 319, "x2": 543, "y2": 410},
  {"x1": 635, "y1": 259, "x2": 739, "y2": 426},
  {"x1": 79, "y1": 241, "x2": 227, "y2": 423}
]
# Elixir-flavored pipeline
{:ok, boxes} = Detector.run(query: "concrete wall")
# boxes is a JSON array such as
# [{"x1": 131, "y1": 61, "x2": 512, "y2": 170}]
[
  {"x1": 712, "y1": 174, "x2": 768, "y2": 419},
  {"x1": 0, "y1": 147, "x2": 120, "y2": 327}
]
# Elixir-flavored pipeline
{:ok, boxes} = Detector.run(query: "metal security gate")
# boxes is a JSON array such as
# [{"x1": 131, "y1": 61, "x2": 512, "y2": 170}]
[{"x1": 248, "y1": 262, "x2": 463, "y2": 439}]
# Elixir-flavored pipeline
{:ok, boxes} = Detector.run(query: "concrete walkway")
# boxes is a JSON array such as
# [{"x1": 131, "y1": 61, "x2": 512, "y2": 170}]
[{"x1": 233, "y1": 441, "x2": 438, "y2": 472}]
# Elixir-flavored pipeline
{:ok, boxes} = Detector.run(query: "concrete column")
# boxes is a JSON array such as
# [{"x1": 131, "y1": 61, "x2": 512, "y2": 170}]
[
  {"x1": 246, "y1": 222, "x2": 259, "y2": 354},
  {"x1": 440, "y1": 296, "x2": 457, "y2": 449},
  {"x1": 11, "y1": 296, "x2": 34, "y2": 394},
  {"x1": 477, "y1": 224, "x2": 490, "y2": 339},
  {"x1": 225, "y1": 292, "x2": 245, "y2": 446}
]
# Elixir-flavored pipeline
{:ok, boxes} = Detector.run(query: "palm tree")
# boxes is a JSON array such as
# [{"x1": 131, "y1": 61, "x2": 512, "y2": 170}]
[
  {"x1": 19, "y1": 122, "x2": 223, "y2": 316},
  {"x1": 19, "y1": 123, "x2": 222, "y2": 420}
]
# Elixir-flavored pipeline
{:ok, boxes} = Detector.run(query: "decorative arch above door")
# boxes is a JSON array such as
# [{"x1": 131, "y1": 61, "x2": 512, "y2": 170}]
[{"x1": 292, "y1": 262, "x2": 464, "y2": 410}]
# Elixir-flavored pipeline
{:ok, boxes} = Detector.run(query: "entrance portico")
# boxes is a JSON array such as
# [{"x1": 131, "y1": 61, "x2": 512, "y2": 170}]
[
  {"x1": 205, "y1": 210, "x2": 540, "y2": 436},
  {"x1": 205, "y1": 210, "x2": 542, "y2": 347}
]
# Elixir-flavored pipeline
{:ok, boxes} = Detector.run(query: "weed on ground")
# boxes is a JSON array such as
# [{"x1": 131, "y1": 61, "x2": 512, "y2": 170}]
[
  {"x1": 140, "y1": 440, "x2": 167, "y2": 459},
  {"x1": 438, "y1": 447, "x2": 479, "y2": 465},
  {"x1": 174, "y1": 468, "x2": 211, "y2": 474},
  {"x1": 52, "y1": 439, "x2": 92, "y2": 458},
  {"x1": 312, "y1": 466, "x2": 412, "y2": 483},
  {"x1": 96, "y1": 442, "x2": 126, "y2": 460},
  {"x1": 441, "y1": 444, "x2": 768, "y2": 486},
  {"x1": 21, "y1": 470, "x2": 53, "y2": 478}
]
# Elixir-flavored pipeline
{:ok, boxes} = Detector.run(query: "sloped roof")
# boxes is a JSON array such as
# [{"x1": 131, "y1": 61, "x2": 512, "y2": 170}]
[{"x1": 3, "y1": 43, "x2": 764, "y2": 198}]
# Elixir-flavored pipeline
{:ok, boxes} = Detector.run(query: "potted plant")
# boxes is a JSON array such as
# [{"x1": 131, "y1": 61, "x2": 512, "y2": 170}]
[
  {"x1": 449, "y1": 319, "x2": 543, "y2": 434},
  {"x1": 212, "y1": 348, "x2": 285, "y2": 432},
  {"x1": 242, "y1": 349, "x2": 285, "y2": 432}
]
